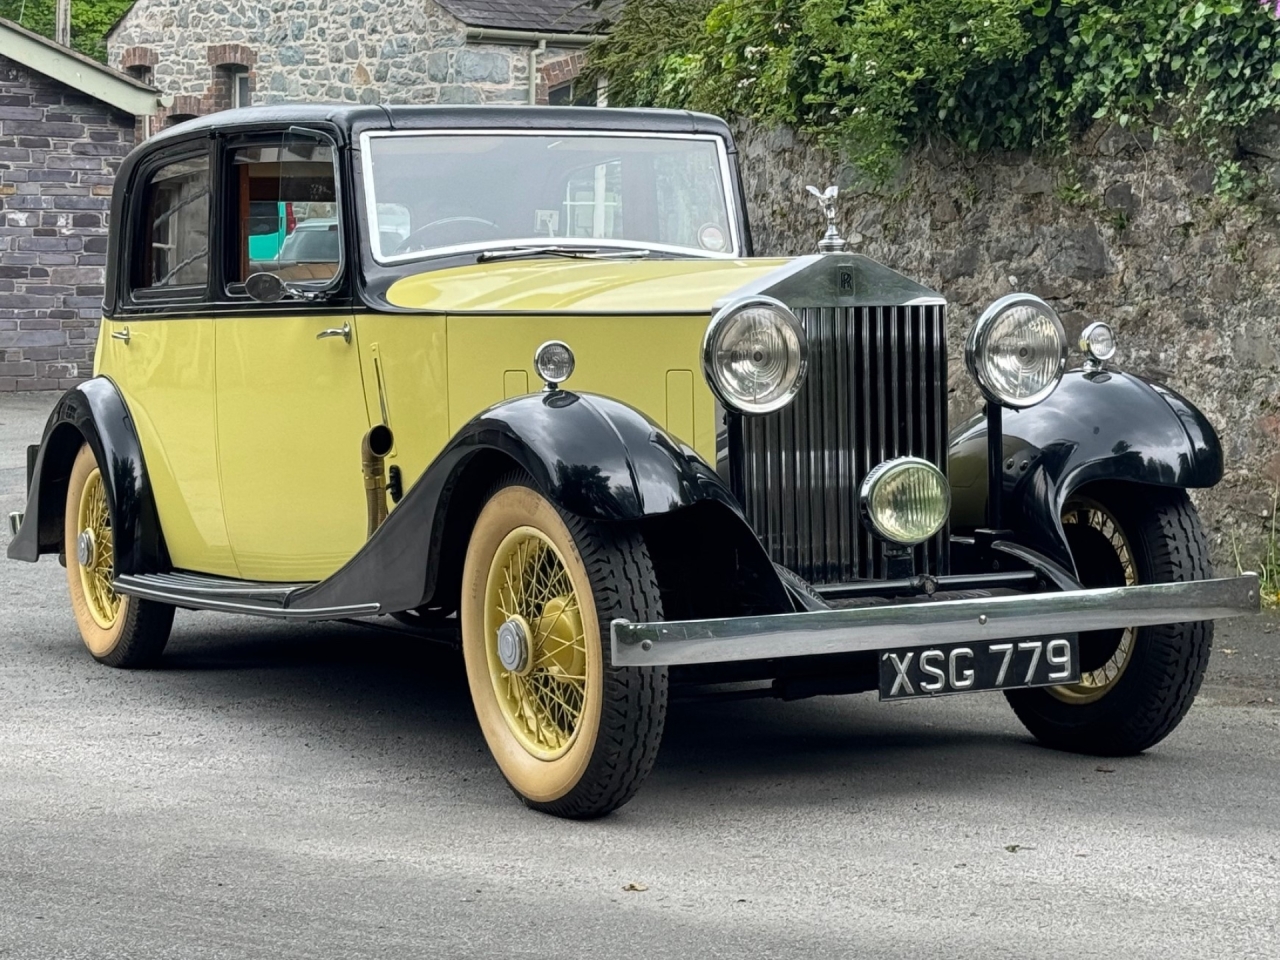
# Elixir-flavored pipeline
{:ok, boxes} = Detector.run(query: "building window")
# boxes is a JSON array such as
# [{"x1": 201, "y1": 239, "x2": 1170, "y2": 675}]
[
  {"x1": 226, "y1": 66, "x2": 251, "y2": 109},
  {"x1": 548, "y1": 80, "x2": 595, "y2": 107},
  {"x1": 126, "y1": 64, "x2": 152, "y2": 85}
]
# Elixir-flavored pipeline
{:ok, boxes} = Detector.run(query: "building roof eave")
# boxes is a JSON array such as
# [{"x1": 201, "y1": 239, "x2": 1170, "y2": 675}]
[{"x1": 0, "y1": 16, "x2": 160, "y2": 116}]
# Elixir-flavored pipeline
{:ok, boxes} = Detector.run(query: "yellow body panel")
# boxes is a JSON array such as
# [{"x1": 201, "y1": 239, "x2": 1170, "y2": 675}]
[
  {"x1": 111, "y1": 257, "x2": 799, "y2": 582},
  {"x1": 352, "y1": 314, "x2": 451, "y2": 505},
  {"x1": 444, "y1": 313, "x2": 717, "y2": 461},
  {"x1": 214, "y1": 314, "x2": 371, "y2": 581},
  {"x1": 96, "y1": 318, "x2": 238, "y2": 576},
  {"x1": 386, "y1": 258, "x2": 791, "y2": 315}
]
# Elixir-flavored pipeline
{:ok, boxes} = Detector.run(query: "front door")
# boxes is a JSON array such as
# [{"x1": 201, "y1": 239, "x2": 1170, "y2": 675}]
[{"x1": 213, "y1": 137, "x2": 370, "y2": 582}]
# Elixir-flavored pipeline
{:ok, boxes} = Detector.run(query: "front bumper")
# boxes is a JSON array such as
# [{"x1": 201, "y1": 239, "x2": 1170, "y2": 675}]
[{"x1": 610, "y1": 574, "x2": 1260, "y2": 668}]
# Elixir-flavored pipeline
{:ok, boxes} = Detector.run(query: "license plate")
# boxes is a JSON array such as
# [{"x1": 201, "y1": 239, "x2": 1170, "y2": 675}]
[{"x1": 878, "y1": 635, "x2": 1080, "y2": 701}]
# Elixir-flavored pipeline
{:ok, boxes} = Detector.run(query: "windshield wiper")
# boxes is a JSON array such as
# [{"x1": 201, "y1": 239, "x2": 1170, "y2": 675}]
[{"x1": 476, "y1": 245, "x2": 651, "y2": 263}]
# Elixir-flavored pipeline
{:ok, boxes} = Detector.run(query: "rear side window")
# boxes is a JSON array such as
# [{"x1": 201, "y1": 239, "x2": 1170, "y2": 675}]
[{"x1": 134, "y1": 155, "x2": 210, "y2": 293}]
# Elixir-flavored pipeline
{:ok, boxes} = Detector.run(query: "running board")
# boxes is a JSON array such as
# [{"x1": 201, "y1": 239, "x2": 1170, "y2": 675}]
[{"x1": 114, "y1": 571, "x2": 381, "y2": 620}]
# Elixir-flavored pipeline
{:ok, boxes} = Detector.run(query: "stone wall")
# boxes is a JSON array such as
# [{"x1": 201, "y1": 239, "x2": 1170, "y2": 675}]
[
  {"x1": 736, "y1": 123, "x2": 1280, "y2": 564},
  {"x1": 0, "y1": 57, "x2": 134, "y2": 391},
  {"x1": 108, "y1": 0, "x2": 585, "y2": 112}
]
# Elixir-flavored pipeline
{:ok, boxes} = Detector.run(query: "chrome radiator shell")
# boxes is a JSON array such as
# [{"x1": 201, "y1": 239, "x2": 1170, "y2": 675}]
[{"x1": 734, "y1": 300, "x2": 949, "y2": 583}]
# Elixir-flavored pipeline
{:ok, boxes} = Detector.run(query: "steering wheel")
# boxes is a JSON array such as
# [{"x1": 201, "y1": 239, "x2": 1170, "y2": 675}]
[{"x1": 394, "y1": 216, "x2": 502, "y2": 254}]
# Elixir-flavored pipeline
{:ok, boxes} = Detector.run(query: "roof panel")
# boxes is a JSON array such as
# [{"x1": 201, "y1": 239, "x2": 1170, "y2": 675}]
[
  {"x1": 435, "y1": 0, "x2": 620, "y2": 34},
  {"x1": 0, "y1": 16, "x2": 159, "y2": 115}
]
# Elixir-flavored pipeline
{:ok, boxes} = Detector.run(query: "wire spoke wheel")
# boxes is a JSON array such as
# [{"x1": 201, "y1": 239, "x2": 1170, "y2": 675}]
[
  {"x1": 77, "y1": 467, "x2": 122, "y2": 630},
  {"x1": 1005, "y1": 485, "x2": 1213, "y2": 756},
  {"x1": 461, "y1": 478, "x2": 667, "y2": 818},
  {"x1": 64, "y1": 443, "x2": 173, "y2": 667},
  {"x1": 1049, "y1": 498, "x2": 1138, "y2": 704},
  {"x1": 487, "y1": 527, "x2": 588, "y2": 759}
]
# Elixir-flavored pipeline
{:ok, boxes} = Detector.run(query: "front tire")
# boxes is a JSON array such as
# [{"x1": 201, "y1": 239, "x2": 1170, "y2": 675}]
[
  {"x1": 1006, "y1": 486, "x2": 1213, "y2": 755},
  {"x1": 64, "y1": 443, "x2": 173, "y2": 667},
  {"x1": 460, "y1": 478, "x2": 668, "y2": 818}
]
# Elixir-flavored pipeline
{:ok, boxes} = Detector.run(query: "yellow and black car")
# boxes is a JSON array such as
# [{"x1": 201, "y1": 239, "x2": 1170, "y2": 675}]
[{"x1": 7, "y1": 105, "x2": 1260, "y2": 817}]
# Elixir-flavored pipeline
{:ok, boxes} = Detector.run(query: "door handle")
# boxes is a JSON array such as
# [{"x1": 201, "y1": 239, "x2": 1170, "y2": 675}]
[
  {"x1": 110, "y1": 326, "x2": 131, "y2": 343},
  {"x1": 315, "y1": 322, "x2": 351, "y2": 344}
]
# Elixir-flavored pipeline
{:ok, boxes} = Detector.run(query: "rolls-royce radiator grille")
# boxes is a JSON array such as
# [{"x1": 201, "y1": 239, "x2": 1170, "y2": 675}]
[{"x1": 738, "y1": 304, "x2": 949, "y2": 584}]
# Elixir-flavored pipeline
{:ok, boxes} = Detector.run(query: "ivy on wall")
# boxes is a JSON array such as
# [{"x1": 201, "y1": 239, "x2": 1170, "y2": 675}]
[{"x1": 588, "y1": 0, "x2": 1280, "y2": 189}]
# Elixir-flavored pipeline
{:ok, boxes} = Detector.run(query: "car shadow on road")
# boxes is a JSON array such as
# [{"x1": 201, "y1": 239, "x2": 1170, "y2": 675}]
[{"x1": 153, "y1": 617, "x2": 1141, "y2": 810}]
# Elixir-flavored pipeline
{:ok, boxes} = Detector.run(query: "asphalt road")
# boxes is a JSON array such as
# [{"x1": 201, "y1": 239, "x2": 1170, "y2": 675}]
[{"x1": 1, "y1": 391, "x2": 1277, "y2": 960}]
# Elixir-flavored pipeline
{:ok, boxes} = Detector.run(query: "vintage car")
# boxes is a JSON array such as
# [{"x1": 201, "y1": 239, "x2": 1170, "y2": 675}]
[{"x1": 7, "y1": 105, "x2": 1260, "y2": 818}]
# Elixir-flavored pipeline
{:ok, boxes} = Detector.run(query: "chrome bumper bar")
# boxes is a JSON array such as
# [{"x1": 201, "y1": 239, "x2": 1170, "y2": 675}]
[{"x1": 610, "y1": 574, "x2": 1261, "y2": 668}]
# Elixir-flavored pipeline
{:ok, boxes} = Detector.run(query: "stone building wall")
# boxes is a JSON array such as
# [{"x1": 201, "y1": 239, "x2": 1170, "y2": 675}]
[
  {"x1": 0, "y1": 57, "x2": 134, "y2": 391},
  {"x1": 107, "y1": 0, "x2": 585, "y2": 113},
  {"x1": 736, "y1": 123, "x2": 1280, "y2": 563}
]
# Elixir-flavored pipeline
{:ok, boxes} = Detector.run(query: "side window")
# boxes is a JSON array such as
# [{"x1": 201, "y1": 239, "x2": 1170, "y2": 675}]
[
  {"x1": 227, "y1": 138, "x2": 340, "y2": 290},
  {"x1": 134, "y1": 155, "x2": 210, "y2": 294}
]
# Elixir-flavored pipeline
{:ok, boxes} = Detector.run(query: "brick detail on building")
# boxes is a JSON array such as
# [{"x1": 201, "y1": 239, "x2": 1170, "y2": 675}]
[
  {"x1": 207, "y1": 43, "x2": 257, "y2": 68},
  {"x1": 536, "y1": 52, "x2": 586, "y2": 105},
  {"x1": 120, "y1": 46, "x2": 159, "y2": 70},
  {"x1": 0, "y1": 56, "x2": 134, "y2": 392}
]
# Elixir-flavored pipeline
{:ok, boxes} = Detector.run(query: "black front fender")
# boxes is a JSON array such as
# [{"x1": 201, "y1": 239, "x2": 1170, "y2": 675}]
[
  {"x1": 6, "y1": 377, "x2": 166, "y2": 574},
  {"x1": 949, "y1": 369, "x2": 1223, "y2": 572},
  {"x1": 290, "y1": 390, "x2": 777, "y2": 615}
]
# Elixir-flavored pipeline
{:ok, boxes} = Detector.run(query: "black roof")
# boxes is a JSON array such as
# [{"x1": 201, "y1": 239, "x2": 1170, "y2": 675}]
[
  {"x1": 435, "y1": 0, "x2": 620, "y2": 34},
  {"x1": 138, "y1": 103, "x2": 734, "y2": 151}
]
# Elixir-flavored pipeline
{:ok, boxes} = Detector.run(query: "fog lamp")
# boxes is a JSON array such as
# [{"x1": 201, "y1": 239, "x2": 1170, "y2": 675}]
[{"x1": 860, "y1": 457, "x2": 950, "y2": 545}]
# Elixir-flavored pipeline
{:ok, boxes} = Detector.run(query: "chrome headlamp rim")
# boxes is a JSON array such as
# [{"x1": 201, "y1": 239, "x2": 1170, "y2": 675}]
[
  {"x1": 1080, "y1": 320, "x2": 1117, "y2": 362},
  {"x1": 534, "y1": 339, "x2": 575, "y2": 388},
  {"x1": 965, "y1": 293, "x2": 1068, "y2": 409},
  {"x1": 858, "y1": 455, "x2": 951, "y2": 545},
  {"x1": 701, "y1": 295, "x2": 809, "y2": 415}
]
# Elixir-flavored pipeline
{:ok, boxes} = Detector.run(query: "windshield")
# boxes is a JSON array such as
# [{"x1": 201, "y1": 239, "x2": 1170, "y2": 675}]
[{"x1": 363, "y1": 132, "x2": 737, "y2": 263}]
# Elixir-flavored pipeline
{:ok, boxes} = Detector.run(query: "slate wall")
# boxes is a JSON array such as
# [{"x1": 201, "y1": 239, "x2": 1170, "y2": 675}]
[
  {"x1": 737, "y1": 123, "x2": 1280, "y2": 562},
  {"x1": 0, "y1": 56, "x2": 134, "y2": 391}
]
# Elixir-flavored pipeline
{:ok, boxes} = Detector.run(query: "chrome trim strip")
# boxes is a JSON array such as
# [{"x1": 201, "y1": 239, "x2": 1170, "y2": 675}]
[
  {"x1": 7, "y1": 512, "x2": 22, "y2": 537},
  {"x1": 610, "y1": 574, "x2": 1261, "y2": 667},
  {"x1": 359, "y1": 129, "x2": 742, "y2": 263},
  {"x1": 115, "y1": 573, "x2": 379, "y2": 620}
]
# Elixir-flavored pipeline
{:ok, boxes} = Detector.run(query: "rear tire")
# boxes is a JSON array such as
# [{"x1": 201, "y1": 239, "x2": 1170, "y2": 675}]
[
  {"x1": 1006, "y1": 486, "x2": 1212, "y2": 756},
  {"x1": 64, "y1": 443, "x2": 173, "y2": 668},
  {"x1": 460, "y1": 477, "x2": 668, "y2": 818}
]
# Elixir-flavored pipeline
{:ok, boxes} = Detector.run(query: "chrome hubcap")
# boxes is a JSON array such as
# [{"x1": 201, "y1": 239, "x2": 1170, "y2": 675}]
[
  {"x1": 496, "y1": 616, "x2": 532, "y2": 675},
  {"x1": 76, "y1": 528, "x2": 95, "y2": 567}
]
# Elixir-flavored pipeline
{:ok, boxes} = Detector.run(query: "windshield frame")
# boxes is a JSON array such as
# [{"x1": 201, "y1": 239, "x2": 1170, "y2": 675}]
[{"x1": 359, "y1": 129, "x2": 743, "y2": 265}]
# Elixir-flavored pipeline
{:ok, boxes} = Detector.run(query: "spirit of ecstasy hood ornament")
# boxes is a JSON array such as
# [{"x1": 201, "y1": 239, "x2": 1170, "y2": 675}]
[{"x1": 806, "y1": 184, "x2": 847, "y2": 253}]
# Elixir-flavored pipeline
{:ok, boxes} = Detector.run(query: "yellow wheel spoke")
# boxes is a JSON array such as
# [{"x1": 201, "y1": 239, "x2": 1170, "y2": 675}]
[{"x1": 485, "y1": 524, "x2": 590, "y2": 758}]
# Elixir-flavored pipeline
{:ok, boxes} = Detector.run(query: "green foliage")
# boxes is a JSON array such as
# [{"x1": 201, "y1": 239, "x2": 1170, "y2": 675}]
[
  {"x1": 589, "y1": 0, "x2": 1280, "y2": 185},
  {"x1": 0, "y1": 0, "x2": 135, "y2": 62},
  {"x1": 1233, "y1": 485, "x2": 1280, "y2": 608}
]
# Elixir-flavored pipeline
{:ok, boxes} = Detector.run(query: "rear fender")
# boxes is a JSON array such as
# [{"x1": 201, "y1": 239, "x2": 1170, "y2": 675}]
[
  {"x1": 948, "y1": 369, "x2": 1222, "y2": 573},
  {"x1": 6, "y1": 377, "x2": 167, "y2": 574}
]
